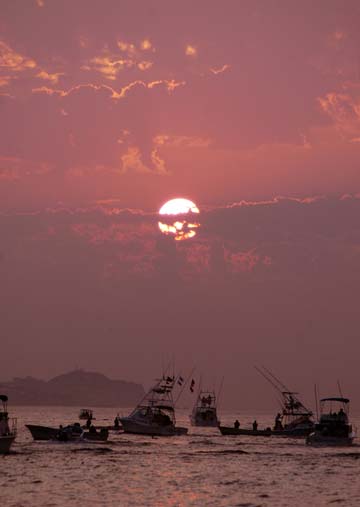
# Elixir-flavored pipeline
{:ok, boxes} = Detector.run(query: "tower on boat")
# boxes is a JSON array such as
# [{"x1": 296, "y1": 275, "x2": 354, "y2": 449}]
[
  {"x1": 190, "y1": 390, "x2": 220, "y2": 427},
  {"x1": 120, "y1": 373, "x2": 188, "y2": 436},
  {"x1": 0, "y1": 395, "x2": 16, "y2": 454},
  {"x1": 256, "y1": 366, "x2": 314, "y2": 436}
]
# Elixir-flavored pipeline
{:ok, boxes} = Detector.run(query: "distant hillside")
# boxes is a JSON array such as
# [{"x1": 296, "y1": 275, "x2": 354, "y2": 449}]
[{"x1": 0, "y1": 369, "x2": 145, "y2": 407}]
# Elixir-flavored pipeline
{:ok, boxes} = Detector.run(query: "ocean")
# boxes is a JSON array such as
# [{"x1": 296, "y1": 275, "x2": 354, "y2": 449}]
[{"x1": 2, "y1": 406, "x2": 360, "y2": 507}]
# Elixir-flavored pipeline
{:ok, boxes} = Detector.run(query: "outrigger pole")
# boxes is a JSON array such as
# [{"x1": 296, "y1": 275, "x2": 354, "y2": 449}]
[
  {"x1": 216, "y1": 376, "x2": 225, "y2": 410},
  {"x1": 314, "y1": 384, "x2": 319, "y2": 420},
  {"x1": 255, "y1": 365, "x2": 312, "y2": 415}
]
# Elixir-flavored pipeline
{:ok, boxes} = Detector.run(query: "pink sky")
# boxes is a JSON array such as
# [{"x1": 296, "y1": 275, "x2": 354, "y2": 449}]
[{"x1": 1, "y1": 1, "x2": 360, "y2": 410}]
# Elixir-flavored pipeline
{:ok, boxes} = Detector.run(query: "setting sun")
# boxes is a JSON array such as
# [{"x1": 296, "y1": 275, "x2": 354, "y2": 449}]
[
  {"x1": 158, "y1": 198, "x2": 200, "y2": 240},
  {"x1": 159, "y1": 198, "x2": 200, "y2": 215}
]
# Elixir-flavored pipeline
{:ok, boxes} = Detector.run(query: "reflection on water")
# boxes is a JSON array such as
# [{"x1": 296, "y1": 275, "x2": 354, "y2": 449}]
[{"x1": 2, "y1": 406, "x2": 360, "y2": 507}]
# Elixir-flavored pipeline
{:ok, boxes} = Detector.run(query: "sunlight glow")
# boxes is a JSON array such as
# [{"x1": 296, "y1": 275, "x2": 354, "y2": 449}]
[
  {"x1": 158, "y1": 198, "x2": 200, "y2": 240},
  {"x1": 159, "y1": 198, "x2": 199, "y2": 215}
]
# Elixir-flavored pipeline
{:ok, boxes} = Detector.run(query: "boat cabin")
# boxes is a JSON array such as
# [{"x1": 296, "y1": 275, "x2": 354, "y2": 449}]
[{"x1": 79, "y1": 408, "x2": 93, "y2": 420}]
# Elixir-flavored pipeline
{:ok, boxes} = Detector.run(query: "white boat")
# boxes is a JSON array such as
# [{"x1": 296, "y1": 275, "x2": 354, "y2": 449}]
[
  {"x1": 120, "y1": 374, "x2": 188, "y2": 436},
  {"x1": 0, "y1": 395, "x2": 16, "y2": 454},
  {"x1": 306, "y1": 397, "x2": 355, "y2": 446},
  {"x1": 190, "y1": 390, "x2": 219, "y2": 427}
]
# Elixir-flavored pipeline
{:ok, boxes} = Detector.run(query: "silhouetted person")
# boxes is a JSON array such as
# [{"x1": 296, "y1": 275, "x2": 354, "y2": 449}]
[
  {"x1": 274, "y1": 413, "x2": 283, "y2": 431},
  {"x1": 114, "y1": 416, "x2": 120, "y2": 429},
  {"x1": 86, "y1": 417, "x2": 92, "y2": 429},
  {"x1": 338, "y1": 408, "x2": 346, "y2": 421},
  {"x1": 252, "y1": 420, "x2": 258, "y2": 431},
  {"x1": 234, "y1": 419, "x2": 240, "y2": 429}
]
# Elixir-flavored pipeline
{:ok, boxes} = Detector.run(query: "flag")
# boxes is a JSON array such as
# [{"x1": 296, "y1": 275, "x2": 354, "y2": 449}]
[{"x1": 190, "y1": 379, "x2": 195, "y2": 393}]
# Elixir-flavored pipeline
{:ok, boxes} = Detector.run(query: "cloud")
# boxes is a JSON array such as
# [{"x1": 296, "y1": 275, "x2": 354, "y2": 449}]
[
  {"x1": 0, "y1": 156, "x2": 52, "y2": 180},
  {"x1": 140, "y1": 39, "x2": 154, "y2": 52},
  {"x1": 0, "y1": 41, "x2": 36, "y2": 72},
  {"x1": 36, "y1": 70, "x2": 64, "y2": 84},
  {"x1": 185, "y1": 45, "x2": 197, "y2": 57},
  {"x1": 154, "y1": 134, "x2": 211, "y2": 148},
  {"x1": 318, "y1": 82, "x2": 360, "y2": 140},
  {"x1": 32, "y1": 79, "x2": 185, "y2": 100},
  {"x1": 210, "y1": 64, "x2": 230, "y2": 75},
  {"x1": 0, "y1": 75, "x2": 13, "y2": 87},
  {"x1": 83, "y1": 53, "x2": 139, "y2": 80},
  {"x1": 121, "y1": 147, "x2": 152, "y2": 174},
  {"x1": 121, "y1": 146, "x2": 167, "y2": 175}
]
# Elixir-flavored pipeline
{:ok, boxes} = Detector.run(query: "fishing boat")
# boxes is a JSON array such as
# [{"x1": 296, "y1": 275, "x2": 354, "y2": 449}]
[
  {"x1": 26, "y1": 424, "x2": 59, "y2": 441},
  {"x1": 0, "y1": 395, "x2": 16, "y2": 454},
  {"x1": 120, "y1": 374, "x2": 188, "y2": 436},
  {"x1": 256, "y1": 366, "x2": 314, "y2": 437},
  {"x1": 190, "y1": 390, "x2": 219, "y2": 427},
  {"x1": 306, "y1": 397, "x2": 355, "y2": 446},
  {"x1": 79, "y1": 408, "x2": 94, "y2": 420},
  {"x1": 219, "y1": 426, "x2": 271, "y2": 436}
]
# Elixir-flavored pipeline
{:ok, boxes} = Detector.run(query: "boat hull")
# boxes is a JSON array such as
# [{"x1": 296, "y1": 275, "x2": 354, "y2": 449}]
[
  {"x1": 272, "y1": 426, "x2": 314, "y2": 437},
  {"x1": 219, "y1": 426, "x2": 272, "y2": 436},
  {"x1": 191, "y1": 419, "x2": 219, "y2": 428},
  {"x1": 82, "y1": 431, "x2": 109, "y2": 442},
  {"x1": 306, "y1": 433, "x2": 354, "y2": 446},
  {"x1": 26, "y1": 424, "x2": 58, "y2": 441},
  {"x1": 219, "y1": 425, "x2": 313, "y2": 437},
  {"x1": 120, "y1": 417, "x2": 187, "y2": 436},
  {"x1": 0, "y1": 434, "x2": 15, "y2": 454}
]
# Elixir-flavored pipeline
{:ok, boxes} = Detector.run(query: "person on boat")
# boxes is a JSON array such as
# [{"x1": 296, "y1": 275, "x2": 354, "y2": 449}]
[
  {"x1": 252, "y1": 420, "x2": 258, "y2": 431},
  {"x1": 114, "y1": 415, "x2": 120, "y2": 429},
  {"x1": 338, "y1": 408, "x2": 346, "y2": 421},
  {"x1": 274, "y1": 413, "x2": 283, "y2": 431},
  {"x1": 0, "y1": 417, "x2": 9, "y2": 435},
  {"x1": 86, "y1": 417, "x2": 92, "y2": 429},
  {"x1": 234, "y1": 419, "x2": 240, "y2": 429}
]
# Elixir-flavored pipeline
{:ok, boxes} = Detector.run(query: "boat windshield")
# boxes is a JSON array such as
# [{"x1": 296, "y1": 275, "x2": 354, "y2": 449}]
[{"x1": 320, "y1": 398, "x2": 349, "y2": 421}]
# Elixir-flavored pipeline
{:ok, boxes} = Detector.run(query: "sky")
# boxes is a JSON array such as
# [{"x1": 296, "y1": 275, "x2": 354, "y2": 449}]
[{"x1": 1, "y1": 0, "x2": 360, "y2": 411}]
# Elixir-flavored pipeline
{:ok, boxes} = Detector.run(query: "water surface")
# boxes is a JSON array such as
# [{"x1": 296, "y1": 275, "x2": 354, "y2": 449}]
[{"x1": 2, "y1": 407, "x2": 359, "y2": 506}]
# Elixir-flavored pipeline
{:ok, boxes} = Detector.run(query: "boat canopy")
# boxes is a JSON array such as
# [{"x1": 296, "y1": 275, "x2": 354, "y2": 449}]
[
  {"x1": 0, "y1": 395, "x2": 8, "y2": 402},
  {"x1": 320, "y1": 397, "x2": 349, "y2": 403},
  {"x1": 155, "y1": 405, "x2": 174, "y2": 411}
]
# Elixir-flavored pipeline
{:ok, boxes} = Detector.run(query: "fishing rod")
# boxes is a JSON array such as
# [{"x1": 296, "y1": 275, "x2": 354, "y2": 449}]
[
  {"x1": 256, "y1": 365, "x2": 312, "y2": 414},
  {"x1": 254, "y1": 365, "x2": 282, "y2": 393}
]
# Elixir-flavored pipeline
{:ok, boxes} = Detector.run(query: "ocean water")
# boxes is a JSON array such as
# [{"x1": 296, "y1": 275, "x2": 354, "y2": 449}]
[{"x1": 2, "y1": 406, "x2": 360, "y2": 507}]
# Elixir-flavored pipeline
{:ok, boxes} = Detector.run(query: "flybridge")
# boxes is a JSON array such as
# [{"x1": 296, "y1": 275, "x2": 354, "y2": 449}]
[{"x1": 255, "y1": 365, "x2": 313, "y2": 416}]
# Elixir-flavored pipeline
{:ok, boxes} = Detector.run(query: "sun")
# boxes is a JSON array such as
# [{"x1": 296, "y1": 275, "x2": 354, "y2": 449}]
[
  {"x1": 158, "y1": 198, "x2": 200, "y2": 240},
  {"x1": 159, "y1": 198, "x2": 199, "y2": 215}
]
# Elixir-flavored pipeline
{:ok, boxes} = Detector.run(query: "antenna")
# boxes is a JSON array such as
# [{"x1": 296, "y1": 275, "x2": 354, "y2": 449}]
[
  {"x1": 314, "y1": 384, "x2": 319, "y2": 420},
  {"x1": 337, "y1": 379, "x2": 344, "y2": 399},
  {"x1": 337, "y1": 379, "x2": 347, "y2": 411},
  {"x1": 216, "y1": 376, "x2": 225, "y2": 409}
]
